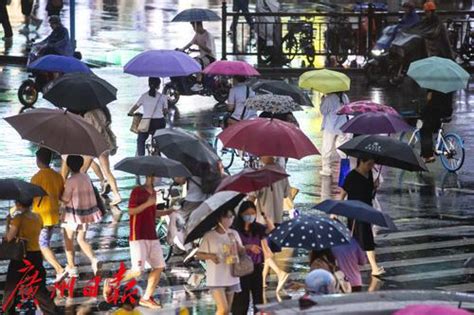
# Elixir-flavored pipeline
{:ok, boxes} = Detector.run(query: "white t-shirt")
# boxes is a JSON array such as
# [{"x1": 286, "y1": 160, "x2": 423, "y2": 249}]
[
  {"x1": 186, "y1": 177, "x2": 208, "y2": 202},
  {"x1": 199, "y1": 229, "x2": 243, "y2": 287},
  {"x1": 136, "y1": 92, "x2": 168, "y2": 119},
  {"x1": 228, "y1": 84, "x2": 257, "y2": 120},
  {"x1": 191, "y1": 30, "x2": 216, "y2": 59}
]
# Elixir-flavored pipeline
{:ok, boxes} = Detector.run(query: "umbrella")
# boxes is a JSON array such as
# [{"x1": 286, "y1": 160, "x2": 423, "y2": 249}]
[
  {"x1": 340, "y1": 112, "x2": 413, "y2": 134},
  {"x1": 153, "y1": 128, "x2": 220, "y2": 177},
  {"x1": 245, "y1": 95, "x2": 303, "y2": 114},
  {"x1": 124, "y1": 50, "x2": 201, "y2": 78},
  {"x1": 407, "y1": 56, "x2": 470, "y2": 93},
  {"x1": 5, "y1": 108, "x2": 109, "y2": 157},
  {"x1": 298, "y1": 69, "x2": 350, "y2": 94},
  {"x1": 215, "y1": 165, "x2": 289, "y2": 193},
  {"x1": 43, "y1": 73, "x2": 117, "y2": 112},
  {"x1": 27, "y1": 55, "x2": 91, "y2": 74},
  {"x1": 172, "y1": 8, "x2": 221, "y2": 22},
  {"x1": 185, "y1": 191, "x2": 245, "y2": 243},
  {"x1": 252, "y1": 80, "x2": 313, "y2": 106},
  {"x1": 314, "y1": 200, "x2": 397, "y2": 229},
  {"x1": 114, "y1": 156, "x2": 191, "y2": 178},
  {"x1": 268, "y1": 215, "x2": 352, "y2": 250},
  {"x1": 203, "y1": 60, "x2": 260, "y2": 76},
  {"x1": 218, "y1": 118, "x2": 319, "y2": 159},
  {"x1": 394, "y1": 305, "x2": 472, "y2": 315},
  {"x1": 338, "y1": 135, "x2": 427, "y2": 172},
  {"x1": 337, "y1": 100, "x2": 398, "y2": 116},
  {"x1": 0, "y1": 179, "x2": 46, "y2": 204}
]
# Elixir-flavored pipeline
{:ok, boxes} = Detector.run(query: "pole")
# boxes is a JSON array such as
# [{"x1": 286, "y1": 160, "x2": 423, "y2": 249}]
[
  {"x1": 221, "y1": 1, "x2": 227, "y2": 60},
  {"x1": 70, "y1": 0, "x2": 76, "y2": 51}
]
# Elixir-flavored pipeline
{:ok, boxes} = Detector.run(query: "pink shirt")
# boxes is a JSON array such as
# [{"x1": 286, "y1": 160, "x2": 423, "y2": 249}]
[{"x1": 62, "y1": 173, "x2": 101, "y2": 224}]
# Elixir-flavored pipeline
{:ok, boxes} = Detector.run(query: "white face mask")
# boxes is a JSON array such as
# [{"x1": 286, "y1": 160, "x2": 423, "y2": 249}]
[{"x1": 242, "y1": 214, "x2": 256, "y2": 223}]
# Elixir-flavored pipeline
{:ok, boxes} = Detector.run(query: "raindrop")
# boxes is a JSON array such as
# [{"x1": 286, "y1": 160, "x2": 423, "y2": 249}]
[
  {"x1": 285, "y1": 243, "x2": 290, "y2": 246},
  {"x1": 301, "y1": 226, "x2": 305, "y2": 230},
  {"x1": 298, "y1": 243, "x2": 302, "y2": 247},
  {"x1": 305, "y1": 221, "x2": 308, "y2": 225},
  {"x1": 320, "y1": 244, "x2": 324, "y2": 248},
  {"x1": 341, "y1": 238, "x2": 345, "y2": 242},
  {"x1": 302, "y1": 236, "x2": 306, "y2": 240},
  {"x1": 281, "y1": 231, "x2": 284, "y2": 235},
  {"x1": 329, "y1": 227, "x2": 333, "y2": 231}
]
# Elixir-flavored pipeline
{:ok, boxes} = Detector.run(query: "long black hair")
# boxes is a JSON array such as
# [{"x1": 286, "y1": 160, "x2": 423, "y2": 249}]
[
  {"x1": 233, "y1": 201, "x2": 266, "y2": 238},
  {"x1": 148, "y1": 77, "x2": 161, "y2": 97}
]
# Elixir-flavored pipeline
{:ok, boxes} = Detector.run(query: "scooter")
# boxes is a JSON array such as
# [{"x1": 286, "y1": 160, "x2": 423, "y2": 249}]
[{"x1": 162, "y1": 50, "x2": 231, "y2": 106}]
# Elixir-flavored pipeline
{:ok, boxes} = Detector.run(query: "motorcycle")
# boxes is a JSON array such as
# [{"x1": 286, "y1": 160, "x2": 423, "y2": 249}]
[
  {"x1": 366, "y1": 25, "x2": 426, "y2": 85},
  {"x1": 162, "y1": 50, "x2": 231, "y2": 107}
]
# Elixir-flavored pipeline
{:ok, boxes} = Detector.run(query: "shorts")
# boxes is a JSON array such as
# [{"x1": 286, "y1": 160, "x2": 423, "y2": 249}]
[
  {"x1": 208, "y1": 283, "x2": 242, "y2": 294},
  {"x1": 130, "y1": 239, "x2": 166, "y2": 272},
  {"x1": 39, "y1": 226, "x2": 58, "y2": 248},
  {"x1": 21, "y1": 0, "x2": 34, "y2": 16},
  {"x1": 61, "y1": 222, "x2": 88, "y2": 232}
]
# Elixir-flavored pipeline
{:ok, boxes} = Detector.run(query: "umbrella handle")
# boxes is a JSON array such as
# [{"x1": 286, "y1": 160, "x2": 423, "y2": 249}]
[
  {"x1": 351, "y1": 220, "x2": 356, "y2": 236},
  {"x1": 372, "y1": 166, "x2": 383, "y2": 199}
]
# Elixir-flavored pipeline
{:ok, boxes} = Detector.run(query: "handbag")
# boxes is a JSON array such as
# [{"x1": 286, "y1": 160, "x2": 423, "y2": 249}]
[
  {"x1": 91, "y1": 181, "x2": 106, "y2": 217},
  {"x1": 137, "y1": 94, "x2": 163, "y2": 133},
  {"x1": 0, "y1": 238, "x2": 27, "y2": 261},
  {"x1": 231, "y1": 251, "x2": 254, "y2": 277},
  {"x1": 130, "y1": 113, "x2": 143, "y2": 134},
  {"x1": 338, "y1": 158, "x2": 351, "y2": 187}
]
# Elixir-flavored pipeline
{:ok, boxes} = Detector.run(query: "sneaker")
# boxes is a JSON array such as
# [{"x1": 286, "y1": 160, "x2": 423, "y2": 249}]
[
  {"x1": 92, "y1": 259, "x2": 103, "y2": 276},
  {"x1": 65, "y1": 266, "x2": 78, "y2": 277},
  {"x1": 54, "y1": 269, "x2": 69, "y2": 283},
  {"x1": 190, "y1": 83, "x2": 203, "y2": 92},
  {"x1": 139, "y1": 297, "x2": 161, "y2": 309},
  {"x1": 276, "y1": 272, "x2": 289, "y2": 293}
]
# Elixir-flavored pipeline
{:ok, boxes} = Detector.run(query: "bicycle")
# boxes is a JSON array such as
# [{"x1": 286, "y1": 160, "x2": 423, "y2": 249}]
[
  {"x1": 399, "y1": 115, "x2": 465, "y2": 172},
  {"x1": 281, "y1": 17, "x2": 316, "y2": 67}
]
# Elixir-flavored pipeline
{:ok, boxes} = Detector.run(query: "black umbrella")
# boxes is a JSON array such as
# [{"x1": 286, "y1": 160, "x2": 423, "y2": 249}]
[
  {"x1": 185, "y1": 191, "x2": 245, "y2": 243},
  {"x1": 338, "y1": 135, "x2": 427, "y2": 172},
  {"x1": 0, "y1": 179, "x2": 47, "y2": 204},
  {"x1": 251, "y1": 80, "x2": 313, "y2": 106},
  {"x1": 114, "y1": 156, "x2": 192, "y2": 178},
  {"x1": 268, "y1": 215, "x2": 351, "y2": 250},
  {"x1": 314, "y1": 200, "x2": 397, "y2": 230},
  {"x1": 43, "y1": 73, "x2": 117, "y2": 112},
  {"x1": 153, "y1": 128, "x2": 220, "y2": 177}
]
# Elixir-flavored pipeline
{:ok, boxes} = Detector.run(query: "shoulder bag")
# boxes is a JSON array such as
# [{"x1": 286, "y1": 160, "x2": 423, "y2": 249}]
[
  {"x1": 229, "y1": 230, "x2": 254, "y2": 277},
  {"x1": 137, "y1": 94, "x2": 163, "y2": 133},
  {"x1": 0, "y1": 214, "x2": 27, "y2": 261}
]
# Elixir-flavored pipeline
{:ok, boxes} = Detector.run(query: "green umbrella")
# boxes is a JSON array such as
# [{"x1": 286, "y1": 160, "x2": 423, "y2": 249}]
[
  {"x1": 299, "y1": 69, "x2": 350, "y2": 94},
  {"x1": 407, "y1": 57, "x2": 470, "y2": 94}
]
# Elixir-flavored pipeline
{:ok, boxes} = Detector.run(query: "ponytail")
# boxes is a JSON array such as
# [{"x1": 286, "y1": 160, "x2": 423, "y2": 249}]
[{"x1": 148, "y1": 77, "x2": 161, "y2": 97}]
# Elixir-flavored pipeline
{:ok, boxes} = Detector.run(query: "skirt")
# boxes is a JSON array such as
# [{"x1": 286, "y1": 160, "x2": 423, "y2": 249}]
[{"x1": 348, "y1": 219, "x2": 375, "y2": 251}]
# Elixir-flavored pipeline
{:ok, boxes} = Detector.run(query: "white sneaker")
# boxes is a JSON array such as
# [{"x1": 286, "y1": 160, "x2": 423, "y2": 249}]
[
  {"x1": 54, "y1": 269, "x2": 69, "y2": 283},
  {"x1": 65, "y1": 266, "x2": 78, "y2": 277},
  {"x1": 190, "y1": 83, "x2": 203, "y2": 92}
]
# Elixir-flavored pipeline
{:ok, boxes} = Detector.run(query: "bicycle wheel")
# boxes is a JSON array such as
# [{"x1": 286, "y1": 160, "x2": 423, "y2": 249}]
[
  {"x1": 440, "y1": 133, "x2": 465, "y2": 172},
  {"x1": 213, "y1": 137, "x2": 234, "y2": 170},
  {"x1": 157, "y1": 223, "x2": 173, "y2": 262}
]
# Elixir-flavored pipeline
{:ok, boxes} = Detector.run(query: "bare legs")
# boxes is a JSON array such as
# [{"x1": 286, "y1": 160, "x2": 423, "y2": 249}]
[
  {"x1": 82, "y1": 153, "x2": 121, "y2": 204},
  {"x1": 261, "y1": 239, "x2": 288, "y2": 292},
  {"x1": 211, "y1": 288, "x2": 234, "y2": 315}
]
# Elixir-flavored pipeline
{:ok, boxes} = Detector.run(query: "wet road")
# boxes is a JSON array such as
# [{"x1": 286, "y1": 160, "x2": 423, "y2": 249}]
[{"x1": 0, "y1": 0, "x2": 474, "y2": 314}]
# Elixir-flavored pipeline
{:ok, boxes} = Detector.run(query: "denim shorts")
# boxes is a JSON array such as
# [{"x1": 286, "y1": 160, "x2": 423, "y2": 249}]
[
  {"x1": 39, "y1": 226, "x2": 57, "y2": 248},
  {"x1": 208, "y1": 283, "x2": 242, "y2": 294}
]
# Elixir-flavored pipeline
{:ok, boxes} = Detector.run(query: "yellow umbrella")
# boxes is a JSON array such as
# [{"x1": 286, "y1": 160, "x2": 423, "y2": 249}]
[{"x1": 299, "y1": 69, "x2": 351, "y2": 94}]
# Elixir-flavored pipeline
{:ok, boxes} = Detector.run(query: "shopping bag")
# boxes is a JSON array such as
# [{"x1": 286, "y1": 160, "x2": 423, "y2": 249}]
[{"x1": 338, "y1": 158, "x2": 351, "y2": 187}]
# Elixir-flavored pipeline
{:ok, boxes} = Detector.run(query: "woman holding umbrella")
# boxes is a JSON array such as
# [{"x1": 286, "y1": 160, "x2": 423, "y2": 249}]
[{"x1": 339, "y1": 155, "x2": 385, "y2": 276}]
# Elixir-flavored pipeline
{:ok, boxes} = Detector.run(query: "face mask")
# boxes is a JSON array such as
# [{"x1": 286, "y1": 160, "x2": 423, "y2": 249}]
[
  {"x1": 221, "y1": 216, "x2": 234, "y2": 229},
  {"x1": 242, "y1": 215, "x2": 256, "y2": 223}
]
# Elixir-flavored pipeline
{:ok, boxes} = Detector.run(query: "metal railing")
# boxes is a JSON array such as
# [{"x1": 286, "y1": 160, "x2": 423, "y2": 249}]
[{"x1": 221, "y1": 1, "x2": 473, "y2": 67}]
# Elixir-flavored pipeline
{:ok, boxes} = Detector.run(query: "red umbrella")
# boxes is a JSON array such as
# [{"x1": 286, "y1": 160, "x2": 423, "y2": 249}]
[
  {"x1": 216, "y1": 166, "x2": 289, "y2": 193},
  {"x1": 337, "y1": 100, "x2": 398, "y2": 116},
  {"x1": 217, "y1": 118, "x2": 319, "y2": 159}
]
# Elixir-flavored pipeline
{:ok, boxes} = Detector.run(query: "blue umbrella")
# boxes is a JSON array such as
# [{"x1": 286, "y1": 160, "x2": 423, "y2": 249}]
[
  {"x1": 314, "y1": 200, "x2": 397, "y2": 230},
  {"x1": 123, "y1": 50, "x2": 201, "y2": 77},
  {"x1": 268, "y1": 215, "x2": 352, "y2": 250},
  {"x1": 172, "y1": 8, "x2": 221, "y2": 22},
  {"x1": 28, "y1": 55, "x2": 91, "y2": 74}
]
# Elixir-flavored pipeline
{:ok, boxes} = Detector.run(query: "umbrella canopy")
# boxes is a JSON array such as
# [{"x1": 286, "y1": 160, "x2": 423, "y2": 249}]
[
  {"x1": 337, "y1": 100, "x2": 398, "y2": 116},
  {"x1": 245, "y1": 95, "x2": 303, "y2": 114},
  {"x1": 203, "y1": 60, "x2": 260, "y2": 76},
  {"x1": 114, "y1": 156, "x2": 191, "y2": 178},
  {"x1": 153, "y1": 128, "x2": 220, "y2": 177},
  {"x1": 394, "y1": 305, "x2": 472, "y2": 315},
  {"x1": 407, "y1": 56, "x2": 470, "y2": 93},
  {"x1": 185, "y1": 191, "x2": 245, "y2": 243},
  {"x1": 252, "y1": 80, "x2": 313, "y2": 106},
  {"x1": 217, "y1": 118, "x2": 319, "y2": 159},
  {"x1": 340, "y1": 112, "x2": 413, "y2": 134},
  {"x1": 0, "y1": 179, "x2": 46, "y2": 204},
  {"x1": 43, "y1": 73, "x2": 117, "y2": 112},
  {"x1": 268, "y1": 215, "x2": 352, "y2": 250},
  {"x1": 299, "y1": 69, "x2": 350, "y2": 94},
  {"x1": 215, "y1": 165, "x2": 289, "y2": 193},
  {"x1": 5, "y1": 108, "x2": 109, "y2": 157},
  {"x1": 172, "y1": 8, "x2": 221, "y2": 22},
  {"x1": 314, "y1": 200, "x2": 397, "y2": 229},
  {"x1": 28, "y1": 55, "x2": 91, "y2": 74},
  {"x1": 124, "y1": 50, "x2": 201, "y2": 78},
  {"x1": 338, "y1": 135, "x2": 427, "y2": 172}
]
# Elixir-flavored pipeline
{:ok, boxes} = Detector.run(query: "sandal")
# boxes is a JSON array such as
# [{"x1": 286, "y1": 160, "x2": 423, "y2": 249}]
[{"x1": 371, "y1": 266, "x2": 386, "y2": 277}]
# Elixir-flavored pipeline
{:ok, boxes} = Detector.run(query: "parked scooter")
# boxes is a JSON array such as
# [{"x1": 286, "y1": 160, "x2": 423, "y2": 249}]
[{"x1": 163, "y1": 49, "x2": 231, "y2": 106}]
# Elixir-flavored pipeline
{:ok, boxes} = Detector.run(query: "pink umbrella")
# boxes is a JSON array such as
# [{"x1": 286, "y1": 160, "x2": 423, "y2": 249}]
[
  {"x1": 203, "y1": 60, "x2": 260, "y2": 76},
  {"x1": 217, "y1": 118, "x2": 319, "y2": 159},
  {"x1": 216, "y1": 166, "x2": 289, "y2": 193},
  {"x1": 337, "y1": 100, "x2": 398, "y2": 116},
  {"x1": 394, "y1": 305, "x2": 472, "y2": 315}
]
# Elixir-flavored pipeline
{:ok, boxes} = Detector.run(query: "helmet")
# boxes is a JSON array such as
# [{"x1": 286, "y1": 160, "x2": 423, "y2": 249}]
[
  {"x1": 48, "y1": 15, "x2": 61, "y2": 25},
  {"x1": 423, "y1": 1, "x2": 436, "y2": 11}
]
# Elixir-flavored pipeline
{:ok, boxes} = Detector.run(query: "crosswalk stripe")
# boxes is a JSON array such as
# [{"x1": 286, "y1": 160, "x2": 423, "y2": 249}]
[{"x1": 383, "y1": 268, "x2": 474, "y2": 282}]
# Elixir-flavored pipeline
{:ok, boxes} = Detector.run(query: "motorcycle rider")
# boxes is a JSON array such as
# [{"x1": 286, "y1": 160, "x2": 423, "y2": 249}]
[
  {"x1": 180, "y1": 21, "x2": 216, "y2": 92},
  {"x1": 35, "y1": 15, "x2": 73, "y2": 57},
  {"x1": 399, "y1": 1, "x2": 420, "y2": 30}
]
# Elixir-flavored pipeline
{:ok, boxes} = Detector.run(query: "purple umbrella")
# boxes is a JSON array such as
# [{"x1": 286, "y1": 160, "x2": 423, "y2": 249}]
[
  {"x1": 340, "y1": 112, "x2": 413, "y2": 135},
  {"x1": 124, "y1": 50, "x2": 201, "y2": 77}
]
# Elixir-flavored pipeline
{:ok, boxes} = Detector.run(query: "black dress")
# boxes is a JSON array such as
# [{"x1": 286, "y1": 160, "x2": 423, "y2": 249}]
[{"x1": 342, "y1": 169, "x2": 375, "y2": 251}]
